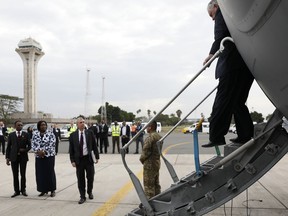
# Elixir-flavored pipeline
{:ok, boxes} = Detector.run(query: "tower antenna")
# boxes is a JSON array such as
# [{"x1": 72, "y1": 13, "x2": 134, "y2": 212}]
[
  {"x1": 101, "y1": 76, "x2": 107, "y2": 122},
  {"x1": 84, "y1": 67, "x2": 90, "y2": 117}
]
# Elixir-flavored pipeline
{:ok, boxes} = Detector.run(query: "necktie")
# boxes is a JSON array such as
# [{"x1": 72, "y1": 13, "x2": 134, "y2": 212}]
[
  {"x1": 17, "y1": 131, "x2": 21, "y2": 138},
  {"x1": 80, "y1": 132, "x2": 83, "y2": 157}
]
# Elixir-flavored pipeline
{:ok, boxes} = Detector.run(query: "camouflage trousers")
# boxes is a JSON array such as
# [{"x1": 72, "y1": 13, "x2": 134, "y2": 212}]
[{"x1": 143, "y1": 167, "x2": 161, "y2": 199}]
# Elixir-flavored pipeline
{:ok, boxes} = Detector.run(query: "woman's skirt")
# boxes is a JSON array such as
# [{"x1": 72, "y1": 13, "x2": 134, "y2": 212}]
[{"x1": 35, "y1": 156, "x2": 57, "y2": 192}]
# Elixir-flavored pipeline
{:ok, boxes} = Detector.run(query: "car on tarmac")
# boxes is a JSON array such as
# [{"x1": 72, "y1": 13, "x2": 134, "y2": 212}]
[
  {"x1": 60, "y1": 124, "x2": 77, "y2": 140},
  {"x1": 182, "y1": 122, "x2": 210, "y2": 134},
  {"x1": 141, "y1": 122, "x2": 162, "y2": 133},
  {"x1": 22, "y1": 123, "x2": 54, "y2": 133},
  {"x1": 229, "y1": 124, "x2": 237, "y2": 133}
]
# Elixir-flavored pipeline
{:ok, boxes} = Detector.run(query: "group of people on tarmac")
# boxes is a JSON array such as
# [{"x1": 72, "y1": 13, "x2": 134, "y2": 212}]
[
  {"x1": 2, "y1": 0, "x2": 255, "y2": 204},
  {"x1": 4, "y1": 118, "x2": 162, "y2": 203},
  {"x1": 110, "y1": 121, "x2": 145, "y2": 154}
]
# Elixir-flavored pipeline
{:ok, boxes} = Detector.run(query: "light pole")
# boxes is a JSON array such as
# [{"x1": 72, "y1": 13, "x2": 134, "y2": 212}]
[{"x1": 84, "y1": 68, "x2": 91, "y2": 118}]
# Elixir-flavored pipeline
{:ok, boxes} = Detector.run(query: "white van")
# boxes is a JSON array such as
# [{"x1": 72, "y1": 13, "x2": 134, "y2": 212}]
[
  {"x1": 141, "y1": 122, "x2": 162, "y2": 133},
  {"x1": 188, "y1": 122, "x2": 209, "y2": 133}
]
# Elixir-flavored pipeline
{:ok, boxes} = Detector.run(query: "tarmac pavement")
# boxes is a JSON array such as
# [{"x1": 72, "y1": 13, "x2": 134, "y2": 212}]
[{"x1": 0, "y1": 153, "x2": 288, "y2": 216}]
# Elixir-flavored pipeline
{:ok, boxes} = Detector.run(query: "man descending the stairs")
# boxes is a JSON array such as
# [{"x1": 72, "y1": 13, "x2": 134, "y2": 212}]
[{"x1": 202, "y1": 0, "x2": 254, "y2": 148}]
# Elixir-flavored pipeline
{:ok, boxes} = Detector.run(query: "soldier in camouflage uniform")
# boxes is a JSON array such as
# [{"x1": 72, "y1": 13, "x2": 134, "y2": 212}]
[{"x1": 140, "y1": 120, "x2": 161, "y2": 199}]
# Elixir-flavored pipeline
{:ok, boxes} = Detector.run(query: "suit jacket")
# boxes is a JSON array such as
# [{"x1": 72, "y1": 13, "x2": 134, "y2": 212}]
[
  {"x1": 210, "y1": 8, "x2": 247, "y2": 79},
  {"x1": 6, "y1": 131, "x2": 31, "y2": 162},
  {"x1": 0, "y1": 126, "x2": 7, "y2": 137},
  {"x1": 99, "y1": 124, "x2": 108, "y2": 138},
  {"x1": 69, "y1": 129, "x2": 99, "y2": 165},
  {"x1": 120, "y1": 125, "x2": 131, "y2": 138}
]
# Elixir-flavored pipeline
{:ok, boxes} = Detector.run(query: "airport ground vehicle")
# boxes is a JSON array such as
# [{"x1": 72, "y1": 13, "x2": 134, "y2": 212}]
[
  {"x1": 141, "y1": 122, "x2": 162, "y2": 133},
  {"x1": 22, "y1": 123, "x2": 53, "y2": 133},
  {"x1": 60, "y1": 124, "x2": 77, "y2": 139},
  {"x1": 228, "y1": 124, "x2": 236, "y2": 133},
  {"x1": 182, "y1": 122, "x2": 210, "y2": 134}
]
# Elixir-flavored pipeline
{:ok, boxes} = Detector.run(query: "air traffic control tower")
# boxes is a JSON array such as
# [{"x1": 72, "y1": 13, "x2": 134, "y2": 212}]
[{"x1": 16, "y1": 38, "x2": 44, "y2": 118}]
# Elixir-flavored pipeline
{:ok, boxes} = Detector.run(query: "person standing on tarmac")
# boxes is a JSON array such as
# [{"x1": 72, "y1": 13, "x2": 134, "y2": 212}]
[
  {"x1": 111, "y1": 121, "x2": 120, "y2": 154},
  {"x1": 134, "y1": 121, "x2": 144, "y2": 154},
  {"x1": 6, "y1": 120, "x2": 31, "y2": 198},
  {"x1": 0, "y1": 121, "x2": 8, "y2": 155},
  {"x1": 68, "y1": 121, "x2": 77, "y2": 137},
  {"x1": 140, "y1": 120, "x2": 162, "y2": 199},
  {"x1": 99, "y1": 120, "x2": 109, "y2": 154},
  {"x1": 120, "y1": 121, "x2": 130, "y2": 154}
]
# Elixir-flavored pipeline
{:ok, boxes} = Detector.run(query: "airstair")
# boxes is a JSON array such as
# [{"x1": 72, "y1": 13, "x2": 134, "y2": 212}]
[{"x1": 121, "y1": 37, "x2": 288, "y2": 216}]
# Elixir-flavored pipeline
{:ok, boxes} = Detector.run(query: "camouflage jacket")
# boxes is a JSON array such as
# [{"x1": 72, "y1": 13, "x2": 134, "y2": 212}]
[{"x1": 140, "y1": 132, "x2": 161, "y2": 168}]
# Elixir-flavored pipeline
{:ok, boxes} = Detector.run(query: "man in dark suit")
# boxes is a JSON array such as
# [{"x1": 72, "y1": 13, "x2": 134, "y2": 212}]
[
  {"x1": 0, "y1": 121, "x2": 8, "y2": 155},
  {"x1": 69, "y1": 117, "x2": 99, "y2": 204},
  {"x1": 99, "y1": 120, "x2": 109, "y2": 153},
  {"x1": 120, "y1": 121, "x2": 131, "y2": 153},
  {"x1": 52, "y1": 124, "x2": 61, "y2": 155},
  {"x1": 6, "y1": 120, "x2": 31, "y2": 197},
  {"x1": 202, "y1": 0, "x2": 254, "y2": 147}
]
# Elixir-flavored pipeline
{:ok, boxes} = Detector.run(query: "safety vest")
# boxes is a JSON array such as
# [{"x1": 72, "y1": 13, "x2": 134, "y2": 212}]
[
  {"x1": 7, "y1": 127, "x2": 15, "y2": 134},
  {"x1": 68, "y1": 125, "x2": 77, "y2": 136},
  {"x1": 111, "y1": 125, "x2": 120, "y2": 136}
]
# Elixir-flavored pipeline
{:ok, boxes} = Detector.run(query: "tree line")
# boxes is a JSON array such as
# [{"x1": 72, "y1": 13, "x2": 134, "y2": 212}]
[{"x1": 0, "y1": 94, "x2": 269, "y2": 125}]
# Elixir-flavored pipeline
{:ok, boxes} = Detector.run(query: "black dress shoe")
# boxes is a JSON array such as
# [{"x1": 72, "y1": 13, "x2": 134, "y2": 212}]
[
  {"x1": 88, "y1": 193, "x2": 94, "y2": 199},
  {"x1": 202, "y1": 142, "x2": 225, "y2": 148},
  {"x1": 38, "y1": 192, "x2": 47, "y2": 197},
  {"x1": 50, "y1": 191, "x2": 56, "y2": 197},
  {"x1": 22, "y1": 191, "x2": 28, "y2": 197},
  {"x1": 78, "y1": 197, "x2": 86, "y2": 204},
  {"x1": 11, "y1": 192, "x2": 20, "y2": 198}
]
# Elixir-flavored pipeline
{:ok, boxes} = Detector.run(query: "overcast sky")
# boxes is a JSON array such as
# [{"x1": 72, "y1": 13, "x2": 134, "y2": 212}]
[{"x1": 0, "y1": 0, "x2": 275, "y2": 120}]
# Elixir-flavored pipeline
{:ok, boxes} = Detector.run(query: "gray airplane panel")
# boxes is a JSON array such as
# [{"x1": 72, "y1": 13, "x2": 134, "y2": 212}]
[{"x1": 219, "y1": 0, "x2": 288, "y2": 118}]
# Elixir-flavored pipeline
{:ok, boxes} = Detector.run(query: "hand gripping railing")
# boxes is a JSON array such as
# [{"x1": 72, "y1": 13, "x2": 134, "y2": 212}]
[{"x1": 120, "y1": 37, "x2": 233, "y2": 215}]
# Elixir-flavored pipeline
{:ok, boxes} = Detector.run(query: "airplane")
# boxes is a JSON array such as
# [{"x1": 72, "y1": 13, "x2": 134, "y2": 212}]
[{"x1": 122, "y1": 1, "x2": 288, "y2": 215}]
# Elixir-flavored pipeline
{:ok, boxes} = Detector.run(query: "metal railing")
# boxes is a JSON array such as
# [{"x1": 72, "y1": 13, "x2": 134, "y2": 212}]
[{"x1": 120, "y1": 37, "x2": 233, "y2": 214}]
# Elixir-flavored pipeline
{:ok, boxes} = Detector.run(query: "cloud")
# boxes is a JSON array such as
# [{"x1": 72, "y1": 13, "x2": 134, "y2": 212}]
[{"x1": 0, "y1": 0, "x2": 275, "y2": 120}]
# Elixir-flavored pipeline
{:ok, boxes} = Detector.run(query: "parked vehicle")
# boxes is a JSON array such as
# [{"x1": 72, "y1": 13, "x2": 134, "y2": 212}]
[
  {"x1": 141, "y1": 122, "x2": 162, "y2": 133},
  {"x1": 182, "y1": 122, "x2": 210, "y2": 134},
  {"x1": 23, "y1": 123, "x2": 53, "y2": 133},
  {"x1": 60, "y1": 124, "x2": 78, "y2": 139},
  {"x1": 229, "y1": 124, "x2": 237, "y2": 134}
]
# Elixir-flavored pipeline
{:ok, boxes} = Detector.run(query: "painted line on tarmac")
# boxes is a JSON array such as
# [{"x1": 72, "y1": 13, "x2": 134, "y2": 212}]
[
  {"x1": 162, "y1": 142, "x2": 191, "y2": 155},
  {"x1": 92, "y1": 141, "x2": 189, "y2": 216}
]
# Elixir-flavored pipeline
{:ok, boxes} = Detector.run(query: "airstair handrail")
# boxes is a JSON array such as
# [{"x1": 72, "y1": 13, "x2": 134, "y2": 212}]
[
  {"x1": 121, "y1": 37, "x2": 232, "y2": 152},
  {"x1": 157, "y1": 86, "x2": 217, "y2": 183},
  {"x1": 120, "y1": 37, "x2": 233, "y2": 213},
  {"x1": 159, "y1": 86, "x2": 217, "y2": 143}
]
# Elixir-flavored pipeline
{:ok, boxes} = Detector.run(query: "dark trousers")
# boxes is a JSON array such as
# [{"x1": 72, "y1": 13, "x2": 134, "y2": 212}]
[
  {"x1": 121, "y1": 137, "x2": 130, "y2": 153},
  {"x1": 209, "y1": 66, "x2": 254, "y2": 143},
  {"x1": 136, "y1": 137, "x2": 144, "y2": 153},
  {"x1": 95, "y1": 135, "x2": 100, "y2": 147},
  {"x1": 55, "y1": 140, "x2": 59, "y2": 155},
  {"x1": 0, "y1": 136, "x2": 5, "y2": 154},
  {"x1": 112, "y1": 136, "x2": 120, "y2": 153},
  {"x1": 100, "y1": 136, "x2": 109, "y2": 153},
  {"x1": 11, "y1": 156, "x2": 27, "y2": 193},
  {"x1": 76, "y1": 156, "x2": 94, "y2": 199}
]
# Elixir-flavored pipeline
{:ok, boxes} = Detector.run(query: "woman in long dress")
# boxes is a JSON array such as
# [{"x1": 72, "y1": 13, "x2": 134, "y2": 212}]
[{"x1": 31, "y1": 120, "x2": 56, "y2": 197}]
